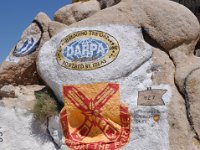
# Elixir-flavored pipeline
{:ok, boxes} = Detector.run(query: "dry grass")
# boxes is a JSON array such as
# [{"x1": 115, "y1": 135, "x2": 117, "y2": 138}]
[{"x1": 33, "y1": 88, "x2": 58, "y2": 123}]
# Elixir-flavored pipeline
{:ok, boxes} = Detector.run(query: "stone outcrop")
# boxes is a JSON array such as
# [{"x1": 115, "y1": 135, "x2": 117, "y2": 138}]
[
  {"x1": 0, "y1": 85, "x2": 16, "y2": 99},
  {"x1": 37, "y1": 0, "x2": 200, "y2": 149},
  {"x1": 0, "y1": 106, "x2": 56, "y2": 150},
  {"x1": 0, "y1": 12, "x2": 67, "y2": 88},
  {"x1": 54, "y1": 0, "x2": 101, "y2": 25},
  {"x1": 172, "y1": 0, "x2": 200, "y2": 21},
  {"x1": 0, "y1": 12, "x2": 50, "y2": 87},
  {"x1": 0, "y1": 85, "x2": 56, "y2": 150},
  {"x1": 1, "y1": 0, "x2": 200, "y2": 149}
]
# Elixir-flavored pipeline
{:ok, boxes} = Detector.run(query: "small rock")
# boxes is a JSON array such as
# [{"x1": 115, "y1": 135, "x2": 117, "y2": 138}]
[
  {"x1": 0, "y1": 85, "x2": 16, "y2": 99},
  {"x1": 48, "y1": 116, "x2": 64, "y2": 148}
]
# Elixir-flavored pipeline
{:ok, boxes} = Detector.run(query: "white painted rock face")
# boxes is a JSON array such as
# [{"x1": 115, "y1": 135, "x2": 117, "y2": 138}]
[
  {"x1": 38, "y1": 24, "x2": 172, "y2": 150},
  {"x1": 0, "y1": 106, "x2": 56, "y2": 150},
  {"x1": 37, "y1": 25, "x2": 152, "y2": 104}
]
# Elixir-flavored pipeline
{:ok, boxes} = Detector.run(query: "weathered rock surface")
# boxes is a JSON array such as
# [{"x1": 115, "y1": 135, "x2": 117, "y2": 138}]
[
  {"x1": 0, "y1": 12, "x2": 67, "y2": 88},
  {"x1": 0, "y1": 85, "x2": 45, "y2": 111},
  {"x1": 152, "y1": 48, "x2": 199, "y2": 150},
  {"x1": 0, "y1": 12, "x2": 50, "y2": 87},
  {"x1": 54, "y1": 0, "x2": 100, "y2": 25},
  {"x1": 48, "y1": 21, "x2": 68, "y2": 37},
  {"x1": 0, "y1": 84, "x2": 58, "y2": 150},
  {"x1": 0, "y1": 106, "x2": 56, "y2": 150},
  {"x1": 1, "y1": 0, "x2": 200, "y2": 149},
  {"x1": 48, "y1": 116, "x2": 65, "y2": 150},
  {"x1": 38, "y1": 0, "x2": 200, "y2": 149},
  {"x1": 72, "y1": 0, "x2": 121, "y2": 9},
  {"x1": 37, "y1": 25, "x2": 152, "y2": 104},
  {"x1": 172, "y1": 0, "x2": 200, "y2": 21},
  {"x1": 185, "y1": 68, "x2": 200, "y2": 140},
  {"x1": 0, "y1": 85, "x2": 16, "y2": 99},
  {"x1": 195, "y1": 49, "x2": 200, "y2": 57}
]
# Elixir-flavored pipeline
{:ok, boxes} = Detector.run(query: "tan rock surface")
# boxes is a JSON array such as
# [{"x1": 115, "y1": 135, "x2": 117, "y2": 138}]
[
  {"x1": 0, "y1": 12, "x2": 67, "y2": 88},
  {"x1": 0, "y1": 85, "x2": 16, "y2": 99},
  {"x1": 48, "y1": 21, "x2": 67, "y2": 37},
  {"x1": 0, "y1": 12, "x2": 51, "y2": 88},
  {"x1": 70, "y1": 0, "x2": 199, "y2": 51},
  {"x1": 54, "y1": 0, "x2": 100, "y2": 25},
  {"x1": 0, "y1": 85, "x2": 45, "y2": 111},
  {"x1": 46, "y1": 0, "x2": 200, "y2": 149},
  {"x1": 152, "y1": 48, "x2": 198, "y2": 150},
  {"x1": 185, "y1": 68, "x2": 200, "y2": 140}
]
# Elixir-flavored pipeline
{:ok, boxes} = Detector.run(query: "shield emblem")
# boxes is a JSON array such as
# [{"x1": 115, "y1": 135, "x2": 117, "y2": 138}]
[{"x1": 60, "y1": 83, "x2": 130, "y2": 150}]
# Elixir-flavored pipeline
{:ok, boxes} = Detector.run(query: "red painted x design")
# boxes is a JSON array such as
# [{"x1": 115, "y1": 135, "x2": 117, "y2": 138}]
[{"x1": 63, "y1": 83, "x2": 120, "y2": 141}]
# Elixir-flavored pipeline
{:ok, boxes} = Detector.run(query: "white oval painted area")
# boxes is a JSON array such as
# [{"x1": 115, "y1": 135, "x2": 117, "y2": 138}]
[{"x1": 56, "y1": 30, "x2": 120, "y2": 71}]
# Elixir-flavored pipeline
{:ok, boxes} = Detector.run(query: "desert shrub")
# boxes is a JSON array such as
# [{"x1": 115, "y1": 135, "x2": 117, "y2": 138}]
[{"x1": 33, "y1": 88, "x2": 58, "y2": 123}]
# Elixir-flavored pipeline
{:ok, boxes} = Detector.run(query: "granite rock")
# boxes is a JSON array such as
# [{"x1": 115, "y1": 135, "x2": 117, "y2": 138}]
[
  {"x1": 0, "y1": 12, "x2": 50, "y2": 88},
  {"x1": 0, "y1": 106, "x2": 56, "y2": 150},
  {"x1": 38, "y1": 0, "x2": 200, "y2": 149},
  {"x1": 54, "y1": 0, "x2": 100, "y2": 25},
  {"x1": 0, "y1": 12, "x2": 67, "y2": 88},
  {"x1": 0, "y1": 85, "x2": 16, "y2": 99},
  {"x1": 184, "y1": 68, "x2": 200, "y2": 140}
]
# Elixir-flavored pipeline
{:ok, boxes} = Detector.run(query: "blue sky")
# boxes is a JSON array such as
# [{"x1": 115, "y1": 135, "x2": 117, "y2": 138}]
[{"x1": 0, "y1": 0, "x2": 71, "y2": 63}]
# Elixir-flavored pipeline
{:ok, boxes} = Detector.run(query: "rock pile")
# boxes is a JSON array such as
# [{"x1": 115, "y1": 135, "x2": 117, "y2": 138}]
[{"x1": 1, "y1": 0, "x2": 200, "y2": 150}]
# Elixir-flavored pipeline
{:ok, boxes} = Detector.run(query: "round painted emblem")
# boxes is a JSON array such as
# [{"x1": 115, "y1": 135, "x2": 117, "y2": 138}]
[
  {"x1": 13, "y1": 36, "x2": 40, "y2": 57},
  {"x1": 56, "y1": 30, "x2": 120, "y2": 70}
]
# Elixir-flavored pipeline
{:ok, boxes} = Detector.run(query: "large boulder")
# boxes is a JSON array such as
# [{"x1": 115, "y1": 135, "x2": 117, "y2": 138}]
[
  {"x1": 37, "y1": 0, "x2": 200, "y2": 149},
  {"x1": 37, "y1": 25, "x2": 152, "y2": 104},
  {"x1": 0, "y1": 12, "x2": 67, "y2": 88},
  {"x1": 184, "y1": 68, "x2": 200, "y2": 140},
  {"x1": 172, "y1": 0, "x2": 200, "y2": 21},
  {"x1": 0, "y1": 106, "x2": 56, "y2": 150},
  {"x1": 0, "y1": 84, "x2": 56, "y2": 150},
  {"x1": 0, "y1": 12, "x2": 50, "y2": 87},
  {"x1": 54, "y1": 0, "x2": 101, "y2": 25}
]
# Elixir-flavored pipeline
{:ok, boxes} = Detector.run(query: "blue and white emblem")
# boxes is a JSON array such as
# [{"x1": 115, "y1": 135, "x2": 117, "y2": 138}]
[
  {"x1": 56, "y1": 30, "x2": 120, "y2": 70},
  {"x1": 13, "y1": 36, "x2": 40, "y2": 57},
  {"x1": 63, "y1": 38, "x2": 109, "y2": 62}
]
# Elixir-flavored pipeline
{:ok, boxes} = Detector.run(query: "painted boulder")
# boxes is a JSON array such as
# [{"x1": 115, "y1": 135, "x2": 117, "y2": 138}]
[
  {"x1": 37, "y1": 24, "x2": 173, "y2": 150},
  {"x1": 37, "y1": 25, "x2": 152, "y2": 104},
  {"x1": 0, "y1": 12, "x2": 67, "y2": 88},
  {"x1": 39, "y1": 0, "x2": 200, "y2": 149},
  {"x1": 0, "y1": 12, "x2": 49, "y2": 87}
]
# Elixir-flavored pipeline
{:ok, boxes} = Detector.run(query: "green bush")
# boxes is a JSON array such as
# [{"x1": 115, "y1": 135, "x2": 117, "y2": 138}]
[{"x1": 33, "y1": 88, "x2": 58, "y2": 123}]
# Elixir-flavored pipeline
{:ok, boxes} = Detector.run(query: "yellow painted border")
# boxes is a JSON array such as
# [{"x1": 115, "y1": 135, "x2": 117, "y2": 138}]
[{"x1": 56, "y1": 30, "x2": 120, "y2": 71}]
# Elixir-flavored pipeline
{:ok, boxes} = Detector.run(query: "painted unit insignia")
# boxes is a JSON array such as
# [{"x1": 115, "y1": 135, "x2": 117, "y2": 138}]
[
  {"x1": 60, "y1": 83, "x2": 130, "y2": 150},
  {"x1": 56, "y1": 30, "x2": 120, "y2": 70}
]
